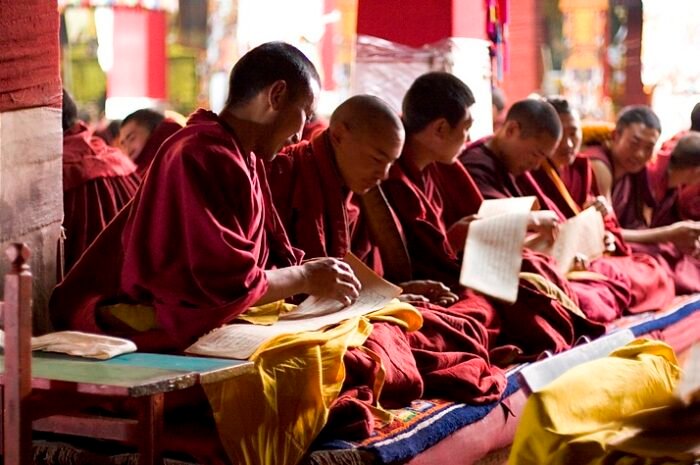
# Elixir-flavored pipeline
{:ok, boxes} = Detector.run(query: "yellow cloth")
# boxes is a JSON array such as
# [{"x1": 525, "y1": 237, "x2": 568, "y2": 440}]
[
  {"x1": 519, "y1": 271, "x2": 586, "y2": 319},
  {"x1": 510, "y1": 339, "x2": 683, "y2": 465},
  {"x1": 203, "y1": 301, "x2": 421, "y2": 465},
  {"x1": 542, "y1": 159, "x2": 582, "y2": 215}
]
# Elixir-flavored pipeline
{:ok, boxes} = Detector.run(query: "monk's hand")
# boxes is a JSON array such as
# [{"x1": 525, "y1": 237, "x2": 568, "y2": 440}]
[
  {"x1": 603, "y1": 231, "x2": 617, "y2": 253},
  {"x1": 528, "y1": 210, "x2": 560, "y2": 245},
  {"x1": 447, "y1": 214, "x2": 479, "y2": 252},
  {"x1": 399, "y1": 280, "x2": 459, "y2": 307},
  {"x1": 301, "y1": 258, "x2": 361, "y2": 306},
  {"x1": 666, "y1": 220, "x2": 700, "y2": 254},
  {"x1": 584, "y1": 195, "x2": 612, "y2": 217},
  {"x1": 398, "y1": 293, "x2": 430, "y2": 304}
]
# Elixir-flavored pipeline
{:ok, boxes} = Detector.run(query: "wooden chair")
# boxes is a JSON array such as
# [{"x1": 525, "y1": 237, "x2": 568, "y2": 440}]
[{"x1": 0, "y1": 243, "x2": 252, "y2": 464}]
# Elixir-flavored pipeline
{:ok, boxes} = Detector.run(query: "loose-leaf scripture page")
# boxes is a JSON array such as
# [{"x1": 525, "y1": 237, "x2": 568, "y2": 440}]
[
  {"x1": 460, "y1": 196, "x2": 536, "y2": 303},
  {"x1": 186, "y1": 253, "x2": 402, "y2": 359}
]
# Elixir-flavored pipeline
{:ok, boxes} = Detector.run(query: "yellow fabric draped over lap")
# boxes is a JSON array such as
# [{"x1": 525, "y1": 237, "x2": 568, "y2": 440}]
[
  {"x1": 202, "y1": 300, "x2": 422, "y2": 465},
  {"x1": 510, "y1": 339, "x2": 683, "y2": 465}
]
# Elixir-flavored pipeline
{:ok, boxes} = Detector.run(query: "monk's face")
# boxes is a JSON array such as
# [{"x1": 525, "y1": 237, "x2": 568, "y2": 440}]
[
  {"x1": 119, "y1": 121, "x2": 151, "y2": 161},
  {"x1": 265, "y1": 80, "x2": 320, "y2": 160},
  {"x1": 502, "y1": 122, "x2": 559, "y2": 175},
  {"x1": 610, "y1": 122, "x2": 659, "y2": 174},
  {"x1": 551, "y1": 111, "x2": 582, "y2": 168},
  {"x1": 336, "y1": 124, "x2": 404, "y2": 194},
  {"x1": 435, "y1": 107, "x2": 474, "y2": 164}
]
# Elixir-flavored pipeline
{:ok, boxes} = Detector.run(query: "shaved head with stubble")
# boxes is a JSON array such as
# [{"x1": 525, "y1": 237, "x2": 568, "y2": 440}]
[{"x1": 328, "y1": 95, "x2": 405, "y2": 194}]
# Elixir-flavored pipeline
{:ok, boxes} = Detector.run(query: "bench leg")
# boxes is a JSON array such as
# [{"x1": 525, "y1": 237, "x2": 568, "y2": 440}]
[{"x1": 137, "y1": 393, "x2": 164, "y2": 465}]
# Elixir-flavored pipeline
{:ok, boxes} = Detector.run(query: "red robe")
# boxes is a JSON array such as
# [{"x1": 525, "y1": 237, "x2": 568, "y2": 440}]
[
  {"x1": 267, "y1": 131, "x2": 506, "y2": 410},
  {"x1": 584, "y1": 145, "x2": 700, "y2": 294},
  {"x1": 62, "y1": 122, "x2": 140, "y2": 273},
  {"x1": 51, "y1": 109, "x2": 300, "y2": 350},
  {"x1": 382, "y1": 150, "x2": 604, "y2": 359},
  {"x1": 655, "y1": 130, "x2": 700, "y2": 221},
  {"x1": 524, "y1": 158, "x2": 675, "y2": 315},
  {"x1": 459, "y1": 138, "x2": 633, "y2": 323},
  {"x1": 134, "y1": 118, "x2": 183, "y2": 177}
]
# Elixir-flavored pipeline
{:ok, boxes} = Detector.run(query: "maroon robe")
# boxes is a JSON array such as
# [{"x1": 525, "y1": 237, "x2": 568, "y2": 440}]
[
  {"x1": 460, "y1": 139, "x2": 637, "y2": 321},
  {"x1": 267, "y1": 131, "x2": 506, "y2": 416},
  {"x1": 655, "y1": 131, "x2": 700, "y2": 221},
  {"x1": 382, "y1": 150, "x2": 604, "y2": 359},
  {"x1": 51, "y1": 109, "x2": 300, "y2": 351},
  {"x1": 62, "y1": 122, "x2": 140, "y2": 273},
  {"x1": 134, "y1": 118, "x2": 183, "y2": 177},
  {"x1": 524, "y1": 158, "x2": 675, "y2": 315},
  {"x1": 584, "y1": 145, "x2": 700, "y2": 294}
]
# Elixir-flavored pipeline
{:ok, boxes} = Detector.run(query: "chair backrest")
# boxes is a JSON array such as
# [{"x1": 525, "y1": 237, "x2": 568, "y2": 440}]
[
  {"x1": 3, "y1": 243, "x2": 33, "y2": 464},
  {"x1": 358, "y1": 186, "x2": 412, "y2": 283}
]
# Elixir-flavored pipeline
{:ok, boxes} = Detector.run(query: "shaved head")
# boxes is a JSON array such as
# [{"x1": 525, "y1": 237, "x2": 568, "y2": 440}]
[
  {"x1": 328, "y1": 95, "x2": 405, "y2": 194},
  {"x1": 330, "y1": 94, "x2": 403, "y2": 138}
]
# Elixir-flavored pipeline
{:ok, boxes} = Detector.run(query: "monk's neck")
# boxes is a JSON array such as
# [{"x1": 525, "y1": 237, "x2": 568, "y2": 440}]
[
  {"x1": 666, "y1": 168, "x2": 684, "y2": 189},
  {"x1": 484, "y1": 137, "x2": 506, "y2": 165},
  {"x1": 404, "y1": 136, "x2": 435, "y2": 171},
  {"x1": 218, "y1": 107, "x2": 264, "y2": 156}
]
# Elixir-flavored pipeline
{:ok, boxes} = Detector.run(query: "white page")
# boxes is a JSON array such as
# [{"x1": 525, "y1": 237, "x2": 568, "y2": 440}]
[
  {"x1": 547, "y1": 207, "x2": 606, "y2": 274},
  {"x1": 186, "y1": 253, "x2": 402, "y2": 359},
  {"x1": 459, "y1": 197, "x2": 536, "y2": 303},
  {"x1": 0, "y1": 330, "x2": 137, "y2": 360}
]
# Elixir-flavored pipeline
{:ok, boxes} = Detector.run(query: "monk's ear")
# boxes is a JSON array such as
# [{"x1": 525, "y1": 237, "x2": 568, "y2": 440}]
[
  {"x1": 503, "y1": 120, "x2": 520, "y2": 138},
  {"x1": 329, "y1": 121, "x2": 349, "y2": 145},
  {"x1": 268, "y1": 80, "x2": 288, "y2": 111}
]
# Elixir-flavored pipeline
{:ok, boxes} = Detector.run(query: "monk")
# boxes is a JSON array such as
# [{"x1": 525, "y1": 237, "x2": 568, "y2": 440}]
[
  {"x1": 459, "y1": 98, "x2": 634, "y2": 323},
  {"x1": 61, "y1": 89, "x2": 140, "y2": 275},
  {"x1": 379, "y1": 73, "x2": 603, "y2": 360},
  {"x1": 585, "y1": 105, "x2": 700, "y2": 294},
  {"x1": 119, "y1": 108, "x2": 183, "y2": 177},
  {"x1": 653, "y1": 101, "x2": 700, "y2": 220},
  {"x1": 51, "y1": 42, "x2": 361, "y2": 352},
  {"x1": 523, "y1": 96, "x2": 674, "y2": 317},
  {"x1": 268, "y1": 94, "x2": 506, "y2": 412}
]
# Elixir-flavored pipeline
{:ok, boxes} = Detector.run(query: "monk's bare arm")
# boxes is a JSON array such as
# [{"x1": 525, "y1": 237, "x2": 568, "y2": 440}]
[
  {"x1": 255, "y1": 257, "x2": 361, "y2": 306},
  {"x1": 621, "y1": 221, "x2": 700, "y2": 253},
  {"x1": 590, "y1": 159, "x2": 613, "y2": 202}
]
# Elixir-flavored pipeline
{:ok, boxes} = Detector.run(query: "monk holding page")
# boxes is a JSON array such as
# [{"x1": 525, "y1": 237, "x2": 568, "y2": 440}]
[
  {"x1": 523, "y1": 97, "x2": 674, "y2": 316},
  {"x1": 459, "y1": 98, "x2": 635, "y2": 323},
  {"x1": 380, "y1": 73, "x2": 603, "y2": 360},
  {"x1": 584, "y1": 105, "x2": 700, "y2": 294},
  {"x1": 267, "y1": 93, "x2": 507, "y2": 412},
  {"x1": 51, "y1": 42, "x2": 360, "y2": 352}
]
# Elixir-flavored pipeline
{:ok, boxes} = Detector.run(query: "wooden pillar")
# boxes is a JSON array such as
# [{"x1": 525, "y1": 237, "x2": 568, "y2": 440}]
[{"x1": 0, "y1": 0, "x2": 63, "y2": 333}]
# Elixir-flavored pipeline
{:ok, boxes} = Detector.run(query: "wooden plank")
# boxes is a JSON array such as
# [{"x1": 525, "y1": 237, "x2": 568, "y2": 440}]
[
  {"x1": 137, "y1": 393, "x2": 164, "y2": 465},
  {"x1": 33, "y1": 414, "x2": 139, "y2": 443}
]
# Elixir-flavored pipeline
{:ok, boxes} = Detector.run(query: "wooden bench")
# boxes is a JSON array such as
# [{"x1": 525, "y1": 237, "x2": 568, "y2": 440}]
[{"x1": 0, "y1": 243, "x2": 252, "y2": 464}]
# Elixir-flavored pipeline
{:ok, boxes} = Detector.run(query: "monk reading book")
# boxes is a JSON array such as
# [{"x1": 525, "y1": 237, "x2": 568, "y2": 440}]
[
  {"x1": 267, "y1": 94, "x2": 507, "y2": 415},
  {"x1": 459, "y1": 98, "x2": 637, "y2": 323},
  {"x1": 584, "y1": 105, "x2": 700, "y2": 294},
  {"x1": 51, "y1": 42, "x2": 360, "y2": 352},
  {"x1": 521, "y1": 96, "x2": 675, "y2": 317},
  {"x1": 379, "y1": 73, "x2": 603, "y2": 360}
]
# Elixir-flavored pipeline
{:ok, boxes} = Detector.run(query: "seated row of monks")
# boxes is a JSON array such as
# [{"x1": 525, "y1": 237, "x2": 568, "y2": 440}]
[{"x1": 52, "y1": 42, "x2": 700, "y2": 442}]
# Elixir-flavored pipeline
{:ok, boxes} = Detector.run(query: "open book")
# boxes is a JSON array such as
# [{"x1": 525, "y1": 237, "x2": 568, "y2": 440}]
[
  {"x1": 460, "y1": 196, "x2": 536, "y2": 303},
  {"x1": 0, "y1": 330, "x2": 137, "y2": 360},
  {"x1": 186, "y1": 253, "x2": 402, "y2": 360},
  {"x1": 532, "y1": 206, "x2": 606, "y2": 274}
]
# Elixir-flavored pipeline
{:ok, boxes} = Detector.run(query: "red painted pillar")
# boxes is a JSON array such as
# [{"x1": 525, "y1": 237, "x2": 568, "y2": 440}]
[{"x1": 107, "y1": 7, "x2": 167, "y2": 117}]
